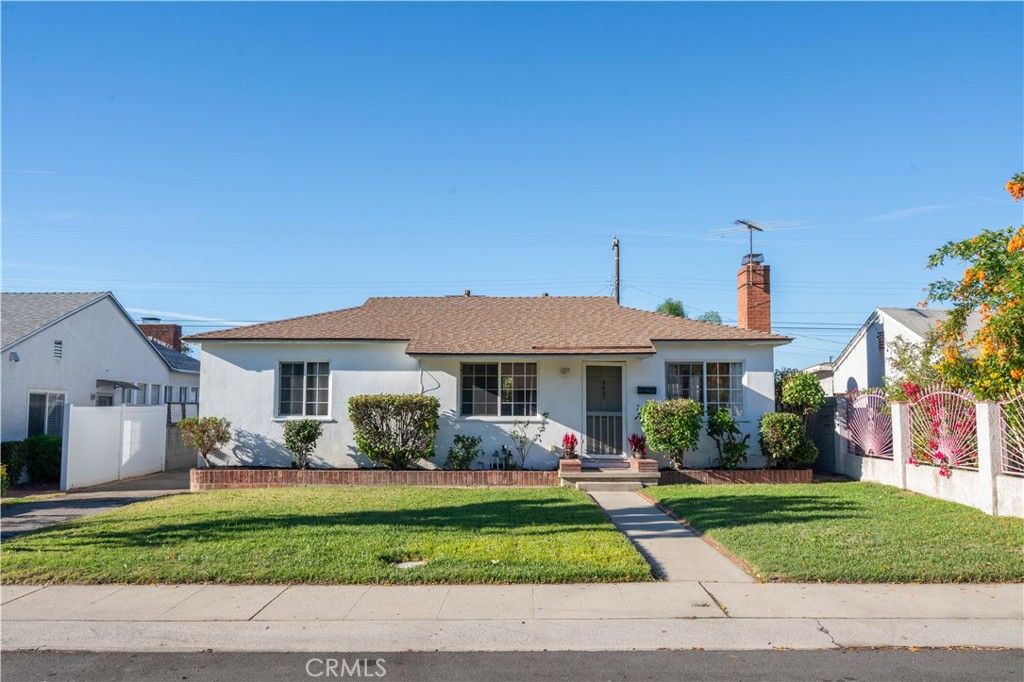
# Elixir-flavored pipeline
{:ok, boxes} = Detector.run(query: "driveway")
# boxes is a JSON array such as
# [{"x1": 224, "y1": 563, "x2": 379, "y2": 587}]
[{"x1": 1, "y1": 470, "x2": 190, "y2": 540}]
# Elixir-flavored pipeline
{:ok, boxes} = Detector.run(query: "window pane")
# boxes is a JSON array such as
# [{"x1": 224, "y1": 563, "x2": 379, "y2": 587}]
[
  {"x1": 28, "y1": 393, "x2": 46, "y2": 436},
  {"x1": 462, "y1": 364, "x2": 499, "y2": 415},
  {"x1": 46, "y1": 393, "x2": 65, "y2": 436},
  {"x1": 665, "y1": 363, "x2": 703, "y2": 403}
]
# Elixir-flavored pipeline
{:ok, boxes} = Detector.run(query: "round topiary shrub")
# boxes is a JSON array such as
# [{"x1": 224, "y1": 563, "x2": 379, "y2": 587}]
[{"x1": 638, "y1": 398, "x2": 704, "y2": 469}]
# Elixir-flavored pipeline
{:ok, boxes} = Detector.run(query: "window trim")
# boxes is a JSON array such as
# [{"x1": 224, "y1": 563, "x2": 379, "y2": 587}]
[
  {"x1": 664, "y1": 361, "x2": 746, "y2": 418},
  {"x1": 275, "y1": 360, "x2": 332, "y2": 419},
  {"x1": 459, "y1": 361, "x2": 539, "y2": 418}
]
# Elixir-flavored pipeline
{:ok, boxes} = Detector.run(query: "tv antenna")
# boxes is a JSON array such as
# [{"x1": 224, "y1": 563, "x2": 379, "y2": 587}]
[{"x1": 706, "y1": 219, "x2": 817, "y2": 264}]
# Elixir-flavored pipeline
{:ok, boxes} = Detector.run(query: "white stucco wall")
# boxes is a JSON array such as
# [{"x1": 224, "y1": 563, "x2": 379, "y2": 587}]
[
  {"x1": 1, "y1": 297, "x2": 199, "y2": 442},
  {"x1": 197, "y1": 340, "x2": 780, "y2": 470},
  {"x1": 828, "y1": 310, "x2": 928, "y2": 397}
]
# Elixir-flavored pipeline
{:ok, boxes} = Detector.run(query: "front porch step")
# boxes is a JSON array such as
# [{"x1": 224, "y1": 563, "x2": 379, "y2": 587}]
[
  {"x1": 576, "y1": 481, "x2": 643, "y2": 492},
  {"x1": 558, "y1": 470, "x2": 660, "y2": 490},
  {"x1": 581, "y1": 460, "x2": 629, "y2": 470}
]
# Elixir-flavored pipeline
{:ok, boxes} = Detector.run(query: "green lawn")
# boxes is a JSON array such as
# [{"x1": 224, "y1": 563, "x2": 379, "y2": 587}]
[
  {"x1": 1, "y1": 487, "x2": 652, "y2": 585},
  {"x1": 1, "y1": 493, "x2": 65, "y2": 507},
  {"x1": 645, "y1": 482, "x2": 1024, "y2": 583}
]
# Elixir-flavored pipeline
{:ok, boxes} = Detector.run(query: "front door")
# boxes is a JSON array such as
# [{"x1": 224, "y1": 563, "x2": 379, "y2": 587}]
[{"x1": 585, "y1": 365, "x2": 624, "y2": 458}]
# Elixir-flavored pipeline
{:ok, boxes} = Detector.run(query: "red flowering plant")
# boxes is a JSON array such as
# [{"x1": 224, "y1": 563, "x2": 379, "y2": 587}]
[
  {"x1": 628, "y1": 433, "x2": 647, "y2": 459},
  {"x1": 561, "y1": 432, "x2": 579, "y2": 459}
]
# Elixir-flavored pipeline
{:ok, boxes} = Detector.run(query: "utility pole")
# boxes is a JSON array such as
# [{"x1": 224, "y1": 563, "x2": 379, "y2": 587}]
[{"x1": 612, "y1": 236, "x2": 620, "y2": 305}]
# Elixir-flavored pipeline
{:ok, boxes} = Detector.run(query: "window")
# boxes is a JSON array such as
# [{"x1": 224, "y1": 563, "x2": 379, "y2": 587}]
[
  {"x1": 665, "y1": 362, "x2": 744, "y2": 416},
  {"x1": 460, "y1": 362, "x2": 537, "y2": 416},
  {"x1": 137, "y1": 383, "x2": 148, "y2": 405},
  {"x1": 179, "y1": 386, "x2": 189, "y2": 403},
  {"x1": 28, "y1": 392, "x2": 65, "y2": 437},
  {"x1": 53, "y1": 340, "x2": 63, "y2": 358},
  {"x1": 151, "y1": 384, "x2": 162, "y2": 405},
  {"x1": 164, "y1": 385, "x2": 174, "y2": 403},
  {"x1": 278, "y1": 362, "x2": 329, "y2": 416},
  {"x1": 190, "y1": 387, "x2": 199, "y2": 403}
]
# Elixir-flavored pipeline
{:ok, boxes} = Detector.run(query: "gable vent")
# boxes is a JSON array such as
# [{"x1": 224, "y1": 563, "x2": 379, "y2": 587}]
[{"x1": 53, "y1": 340, "x2": 63, "y2": 359}]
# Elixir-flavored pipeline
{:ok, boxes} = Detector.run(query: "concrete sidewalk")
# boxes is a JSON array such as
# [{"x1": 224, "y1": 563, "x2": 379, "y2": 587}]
[
  {"x1": 589, "y1": 490, "x2": 752, "y2": 582},
  {"x1": 3, "y1": 582, "x2": 1021, "y2": 652}
]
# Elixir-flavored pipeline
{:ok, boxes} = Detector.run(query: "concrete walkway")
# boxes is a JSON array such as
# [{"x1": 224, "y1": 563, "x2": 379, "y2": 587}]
[
  {"x1": 2, "y1": 583, "x2": 1021, "y2": 652},
  {"x1": 588, "y1": 490, "x2": 752, "y2": 582},
  {"x1": 0, "y1": 470, "x2": 190, "y2": 540}
]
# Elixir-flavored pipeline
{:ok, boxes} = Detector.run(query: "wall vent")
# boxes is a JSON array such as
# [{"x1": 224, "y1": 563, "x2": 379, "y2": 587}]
[{"x1": 53, "y1": 340, "x2": 63, "y2": 359}]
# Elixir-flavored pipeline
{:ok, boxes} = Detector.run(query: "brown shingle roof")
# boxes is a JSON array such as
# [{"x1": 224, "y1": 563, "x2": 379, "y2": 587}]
[{"x1": 186, "y1": 296, "x2": 791, "y2": 354}]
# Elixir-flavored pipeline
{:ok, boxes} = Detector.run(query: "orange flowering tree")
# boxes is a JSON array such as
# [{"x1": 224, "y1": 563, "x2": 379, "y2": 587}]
[{"x1": 924, "y1": 175, "x2": 1024, "y2": 399}]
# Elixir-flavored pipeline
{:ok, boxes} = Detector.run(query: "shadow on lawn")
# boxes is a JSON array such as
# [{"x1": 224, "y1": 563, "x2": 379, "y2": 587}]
[
  {"x1": 3, "y1": 497, "x2": 615, "y2": 551},
  {"x1": 658, "y1": 493, "x2": 866, "y2": 531}
]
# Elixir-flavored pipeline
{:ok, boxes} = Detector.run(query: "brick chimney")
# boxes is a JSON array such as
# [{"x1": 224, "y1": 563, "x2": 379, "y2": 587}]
[
  {"x1": 139, "y1": 318, "x2": 183, "y2": 352},
  {"x1": 737, "y1": 258, "x2": 771, "y2": 333}
]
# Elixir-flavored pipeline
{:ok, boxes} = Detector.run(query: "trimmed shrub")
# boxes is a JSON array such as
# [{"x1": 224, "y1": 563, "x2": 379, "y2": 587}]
[
  {"x1": 638, "y1": 398, "x2": 704, "y2": 469},
  {"x1": 179, "y1": 416, "x2": 232, "y2": 468},
  {"x1": 444, "y1": 434, "x2": 482, "y2": 470},
  {"x1": 1, "y1": 440, "x2": 28, "y2": 484},
  {"x1": 759, "y1": 412, "x2": 817, "y2": 469},
  {"x1": 349, "y1": 394, "x2": 440, "y2": 470},
  {"x1": 706, "y1": 409, "x2": 750, "y2": 470},
  {"x1": 781, "y1": 372, "x2": 826, "y2": 422},
  {"x1": 24, "y1": 434, "x2": 62, "y2": 484},
  {"x1": 1, "y1": 464, "x2": 8, "y2": 497},
  {"x1": 283, "y1": 419, "x2": 324, "y2": 469}
]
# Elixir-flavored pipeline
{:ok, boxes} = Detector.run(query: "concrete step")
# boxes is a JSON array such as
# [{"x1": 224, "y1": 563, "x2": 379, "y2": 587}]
[{"x1": 577, "y1": 481, "x2": 643, "y2": 492}]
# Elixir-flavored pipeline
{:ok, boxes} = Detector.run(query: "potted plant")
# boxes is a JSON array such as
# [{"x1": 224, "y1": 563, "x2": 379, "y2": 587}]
[
  {"x1": 561, "y1": 432, "x2": 579, "y2": 459},
  {"x1": 628, "y1": 433, "x2": 647, "y2": 459}
]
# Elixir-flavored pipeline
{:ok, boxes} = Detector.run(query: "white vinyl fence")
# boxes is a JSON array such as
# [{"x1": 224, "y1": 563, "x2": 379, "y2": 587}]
[{"x1": 60, "y1": 405, "x2": 167, "y2": 491}]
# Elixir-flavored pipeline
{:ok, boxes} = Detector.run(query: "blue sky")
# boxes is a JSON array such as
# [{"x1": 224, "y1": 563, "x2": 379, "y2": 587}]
[{"x1": 3, "y1": 2, "x2": 1022, "y2": 368}]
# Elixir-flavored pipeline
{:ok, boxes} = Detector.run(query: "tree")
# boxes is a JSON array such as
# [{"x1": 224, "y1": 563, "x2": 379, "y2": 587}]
[
  {"x1": 773, "y1": 367, "x2": 801, "y2": 411},
  {"x1": 656, "y1": 298, "x2": 687, "y2": 318},
  {"x1": 924, "y1": 174, "x2": 1024, "y2": 399},
  {"x1": 781, "y1": 373, "x2": 826, "y2": 426},
  {"x1": 508, "y1": 412, "x2": 549, "y2": 468},
  {"x1": 179, "y1": 416, "x2": 232, "y2": 468},
  {"x1": 696, "y1": 311, "x2": 723, "y2": 324},
  {"x1": 283, "y1": 419, "x2": 324, "y2": 469},
  {"x1": 883, "y1": 332, "x2": 944, "y2": 401}
]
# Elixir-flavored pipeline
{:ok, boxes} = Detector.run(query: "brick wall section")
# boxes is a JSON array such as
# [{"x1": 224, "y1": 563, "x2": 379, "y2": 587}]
[
  {"x1": 660, "y1": 469, "x2": 812, "y2": 485},
  {"x1": 737, "y1": 263, "x2": 771, "y2": 333},
  {"x1": 191, "y1": 468, "x2": 560, "y2": 491},
  {"x1": 138, "y1": 323, "x2": 183, "y2": 352},
  {"x1": 629, "y1": 458, "x2": 659, "y2": 472}
]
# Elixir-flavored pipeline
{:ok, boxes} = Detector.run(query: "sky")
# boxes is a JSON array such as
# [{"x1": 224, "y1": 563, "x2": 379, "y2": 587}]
[{"x1": 2, "y1": 2, "x2": 1022, "y2": 369}]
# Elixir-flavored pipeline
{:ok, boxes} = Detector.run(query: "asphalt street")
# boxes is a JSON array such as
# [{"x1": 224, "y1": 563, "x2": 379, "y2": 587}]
[{"x1": 2, "y1": 649, "x2": 1021, "y2": 682}]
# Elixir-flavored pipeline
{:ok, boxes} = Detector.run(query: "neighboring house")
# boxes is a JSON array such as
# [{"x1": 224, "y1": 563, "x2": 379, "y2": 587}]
[
  {"x1": 189, "y1": 260, "x2": 791, "y2": 469},
  {"x1": 806, "y1": 306, "x2": 981, "y2": 396},
  {"x1": 0, "y1": 292, "x2": 200, "y2": 442}
]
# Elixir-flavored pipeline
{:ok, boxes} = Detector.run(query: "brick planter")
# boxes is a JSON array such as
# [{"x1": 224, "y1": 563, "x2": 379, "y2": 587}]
[
  {"x1": 629, "y1": 457, "x2": 659, "y2": 473},
  {"x1": 190, "y1": 468, "x2": 560, "y2": 491},
  {"x1": 659, "y1": 468, "x2": 813, "y2": 485},
  {"x1": 558, "y1": 459, "x2": 582, "y2": 474}
]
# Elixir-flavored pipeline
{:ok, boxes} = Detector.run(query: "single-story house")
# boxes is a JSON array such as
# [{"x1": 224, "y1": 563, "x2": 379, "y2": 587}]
[
  {"x1": 1, "y1": 292, "x2": 200, "y2": 443},
  {"x1": 805, "y1": 306, "x2": 982, "y2": 396},
  {"x1": 189, "y1": 261, "x2": 791, "y2": 469}
]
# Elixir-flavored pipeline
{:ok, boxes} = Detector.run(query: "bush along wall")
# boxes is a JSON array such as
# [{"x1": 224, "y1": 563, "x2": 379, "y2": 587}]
[{"x1": 349, "y1": 394, "x2": 441, "y2": 470}]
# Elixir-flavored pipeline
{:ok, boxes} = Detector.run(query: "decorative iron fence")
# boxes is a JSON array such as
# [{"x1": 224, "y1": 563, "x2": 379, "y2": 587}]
[
  {"x1": 844, "y1": 389, "x2": 892, "y2": 459},
  {"x1": 999, "y1": 390, "x2": 1024, "y2": 477},
  {"x1": 907, "y1": 384, "x2": 978, "y2": 473}
]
